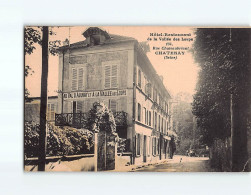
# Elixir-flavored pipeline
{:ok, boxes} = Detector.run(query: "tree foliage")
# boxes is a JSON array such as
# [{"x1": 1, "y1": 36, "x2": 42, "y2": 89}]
[
  {"x1": 24, "y1": 27, "x2": 61, "y2": 99},
  {"x1": 86, "y1": 102, "x2": 116, "y2": 134},
  {"x1": 172, "y1": 92, "x2": 201, "y2": 154},
  {"x1": 192, "y1": 28, "x2": 250, "y2": 146}
]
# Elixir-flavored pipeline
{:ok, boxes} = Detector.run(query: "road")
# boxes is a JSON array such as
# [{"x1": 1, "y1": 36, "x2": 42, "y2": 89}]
[{"x1": 132, "y1": 155, "x2": 213, "y2": 172}]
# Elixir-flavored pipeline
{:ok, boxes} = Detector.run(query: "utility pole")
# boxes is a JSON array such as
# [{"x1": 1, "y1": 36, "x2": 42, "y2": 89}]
[{"x1": 38, "y1": 26, "x2": 49, "y2": 171}]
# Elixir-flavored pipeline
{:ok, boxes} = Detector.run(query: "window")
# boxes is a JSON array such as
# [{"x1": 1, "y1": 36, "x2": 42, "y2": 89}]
[
  {"x1": 152, "y1": 137, "x2": 156, "y2": 156},
  {"x1": 153, "y1": 88, "x2": 157, "y2": 102},
  {"x1": 47, "y1": 103, "x2": 55, "y2": 121},
  {"x1": 149, "y1": 111, "x2": 151, "y2": 126},
  {"x1": 157, "y1": 138, "x2": 160, "y2": 155},
  {"x1": 76, "y1": 101, "x2": 84, "y2": 113},
  {"x1": 72, "y1": 67, "x2": 84, "y2": 91},
  {"x1": 137, "y1": 103, "x2": 141, "y2": 121},
  {"x1": 78, "y1": 68, "x2": 83, "y2": 90},
  {"x1": 164, "y1": 119, "x2": 166, "y2": 134},
  {"x1": 136, "y1": 134, "x2": 141, "y2": 155},
  {"x1": 109, "y1": 99, "x2": 117, "y2": 113},
  {"x1": 138, "y1": 69, "x2": 141, "y2": 88},
  {"x1": 104, "y1": 63, "x2": 118, "y2": 89},
  {"x1": 158, "y1": 115, "x2": 160, "y2": 131},
  {"x1": 72, "y1": 68, "x2": 77, "y2": 91},
  {"x1": 146, "y1": 83, "x2": 152, "y2": 98},
  {"x1": 146, "y1": 110, "x2": 148, "y2": 125},
  {"x1": 161, "y1": 117, "x2": 164, "y2": 133},
  {"x1": 157, "y1": 93, "x2": 160, "y2": 104},
  {"x1": 143, "y1": 76, "x2": 147, "y2": 93},
  {"x1": 148, "y1": 136, "x2": 151, "y2": 155},
  {"x1": 144, "y1": 107, "x2": 147, "y2": 124},
  {"x1": 154, "y1": 112, "x2": 157, "y2": 130}
]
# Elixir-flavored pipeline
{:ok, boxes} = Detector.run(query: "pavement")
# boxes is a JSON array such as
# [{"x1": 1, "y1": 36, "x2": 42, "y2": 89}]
[{"x1": 130, "y1": 155, "x2": 213, "y2": 172}]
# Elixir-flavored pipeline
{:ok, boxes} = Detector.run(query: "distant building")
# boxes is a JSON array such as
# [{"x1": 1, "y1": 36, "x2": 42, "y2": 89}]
[
  {"x1": 54, "y1": 27, "x2": 174, "y2": 164},
  {"x1": 25, "y1": 96, "x2": 58, "y2": 123}
]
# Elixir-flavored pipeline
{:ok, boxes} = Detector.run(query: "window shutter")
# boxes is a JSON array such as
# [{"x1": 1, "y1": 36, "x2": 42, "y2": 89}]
[
  {"x1": 148, "y1": 136, "x2": 151, "y2": 155},
  {"x1": 77, "y1": 101, "x2": 83, "y2": 113},
  {"x1": 78, "y1": 67, "x2": 84, "y2": 90},
  {"x1": 140, "y1": 134, "x2": 143, "y2": 155},
  {"x1": 111, "y1": 64, "x2": 117, "y2": 88},
  {"x1": 109, "y1": 99, "x2": 117, "y2": 113},
  {"x1": 72, "y1": 68, "x2": 77, "y2": 91},
  {"x1": 51, "y1": 104, "x2": 55, "y2": 120},
  {"x1": 149, "y1": 111, "x2": 151, "y2": 126},
  {"x1": 104, "y1": 65, "x2": 111, "y2": 89},
  {"x1": 136, "y1": 134, "x2": 140, "y2": 155},
  {"x1": 138, "y1": 69, "x2": 141, "y2": 87},
  {"x1": 47, "y1": 104, "x2": 51, "y2": 120},
  {"x1": 152, "y1": 137, "x2": 154, "y2": 155}
]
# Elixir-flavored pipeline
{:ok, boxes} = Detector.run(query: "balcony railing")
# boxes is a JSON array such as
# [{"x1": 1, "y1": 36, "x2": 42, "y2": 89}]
[{"x1": 55, "y1": 111, "x2": 127, "y2": 129}]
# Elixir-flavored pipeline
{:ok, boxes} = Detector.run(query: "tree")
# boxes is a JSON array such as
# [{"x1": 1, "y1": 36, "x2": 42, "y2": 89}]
[
  {"x1": 172, "y1": 92, "x2": 200, "y2": 155},
  {"x1": 192, "y1": 28, "x2": 250, "y2": 171},
  {"x1": 24, "y1": 26, "x2": 61, "y2": 171},
  {"x1": 24, "y1": 27, "x2": 61, "y2": 99}
]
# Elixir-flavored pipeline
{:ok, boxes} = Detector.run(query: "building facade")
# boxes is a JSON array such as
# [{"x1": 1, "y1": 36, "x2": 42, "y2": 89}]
[{"x1": 55, "y1": 27, "x2": 174, "y2": 164}]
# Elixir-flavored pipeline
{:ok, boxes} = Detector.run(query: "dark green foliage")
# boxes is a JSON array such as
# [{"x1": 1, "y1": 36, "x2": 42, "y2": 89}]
[
  {"x1": 24, "y1": 121, "x2": 94, "y2": 158},
  {"x1": 192, "y1": 28, "x2": 250, "y2": 146}
]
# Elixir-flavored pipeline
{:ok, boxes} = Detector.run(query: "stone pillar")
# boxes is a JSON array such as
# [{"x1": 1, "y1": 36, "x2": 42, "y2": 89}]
[
  {"x1": 97, "y1": 131, "x2": 106, "y2": 171},
  {"x1": 97, "y1": 131, "x2": 117, "y2": 171},
  {"x1": 93, "y1": 132, "x2": 98, "y2": 172},
  {"x1": 106, "y1": 134, "x2": 116, "y2": 170}
]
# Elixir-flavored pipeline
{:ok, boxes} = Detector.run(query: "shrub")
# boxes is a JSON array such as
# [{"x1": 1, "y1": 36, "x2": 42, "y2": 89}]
[
  {"x1": 117, "y1": 138, "x2": 126, "y2": 153},
  {"x1": 24, "y1": 121, "x2": 94, "y2": 158}
]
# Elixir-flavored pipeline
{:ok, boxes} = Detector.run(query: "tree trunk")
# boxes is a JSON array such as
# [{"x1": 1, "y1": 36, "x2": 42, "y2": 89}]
[
  {"x1": 231, "y1": 93, "x2": 248, "y2": 172},
  {"x1": 38, "y1": 26, "x2": 49, "y2": 171}
]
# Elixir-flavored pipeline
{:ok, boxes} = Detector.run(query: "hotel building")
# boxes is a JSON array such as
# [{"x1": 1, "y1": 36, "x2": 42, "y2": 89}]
[{"x1": 55, "y1": 27, "x2": 173, "y2": 164}]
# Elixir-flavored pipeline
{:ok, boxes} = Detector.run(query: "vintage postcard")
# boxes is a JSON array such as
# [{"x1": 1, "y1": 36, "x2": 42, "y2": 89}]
[{"x1": 24, "y1": 26, "x2": 250, "y2": 172}]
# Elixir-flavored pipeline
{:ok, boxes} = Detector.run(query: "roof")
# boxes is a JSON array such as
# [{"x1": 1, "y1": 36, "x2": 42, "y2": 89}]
[
  {"x1": 58, "y1": 27, "x2": 171, "y2": 99},
  {"x1": 58, "y1": 34, "x2": 136, "y2": 51},
  {"x1": 26, "y1": 96, "x2": 58, "y2": 100}
]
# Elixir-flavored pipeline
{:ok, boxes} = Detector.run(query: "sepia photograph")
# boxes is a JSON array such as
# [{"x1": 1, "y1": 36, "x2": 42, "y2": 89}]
[{"x1": 24, "y1": 26, "x2": 250, "y2": 172}]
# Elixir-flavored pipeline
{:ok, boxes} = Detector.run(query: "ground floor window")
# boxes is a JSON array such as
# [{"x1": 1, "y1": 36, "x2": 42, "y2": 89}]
[
  {"x1": 148, "y1": 136, "x2": 151, "y2": 155},
  {"x1": 152, "y1": 137, "x2": 156, "y2": 156},
  {"x1": 157, "y1": 138, "x2": 160, "y2": 155},
  {"x1": 47, "y1": 103, "x2": 56, "y2": 121},
  {"x1": 136, "y1": 133, "x2": 141, "y2": 156}
]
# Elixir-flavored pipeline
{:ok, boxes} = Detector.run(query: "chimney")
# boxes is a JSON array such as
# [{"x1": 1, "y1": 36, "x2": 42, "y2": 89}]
[
  {"x1": 63, "y1": 38, "x2": 69, "y2": 46},
  {"x1": 159, "y1": 75, "x2": 164, "y2": 82}
]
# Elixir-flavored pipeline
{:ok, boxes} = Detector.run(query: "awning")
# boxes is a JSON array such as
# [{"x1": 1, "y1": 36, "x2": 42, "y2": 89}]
[
  {"x1": 167, "y1": 130, "x2": 178, "y2": 137},
  {"x1": 163, "y1": 135, "x2": 171, "y2": 140}
]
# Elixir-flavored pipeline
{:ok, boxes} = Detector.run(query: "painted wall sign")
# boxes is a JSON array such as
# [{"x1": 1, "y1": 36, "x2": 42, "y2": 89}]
[{"x1": 63, "y1": 89, "x2": 127, "y2": 99}]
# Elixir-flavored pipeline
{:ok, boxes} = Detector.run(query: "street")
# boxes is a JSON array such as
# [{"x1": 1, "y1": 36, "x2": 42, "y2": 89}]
[{"x1": 132, "y1": 155, "x2": 213, "y2": 172}]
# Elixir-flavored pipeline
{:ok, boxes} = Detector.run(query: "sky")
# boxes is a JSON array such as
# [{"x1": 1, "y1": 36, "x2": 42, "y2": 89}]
[{"x1": 25, "y1": 26, "x2": 199, "y2": 98}]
